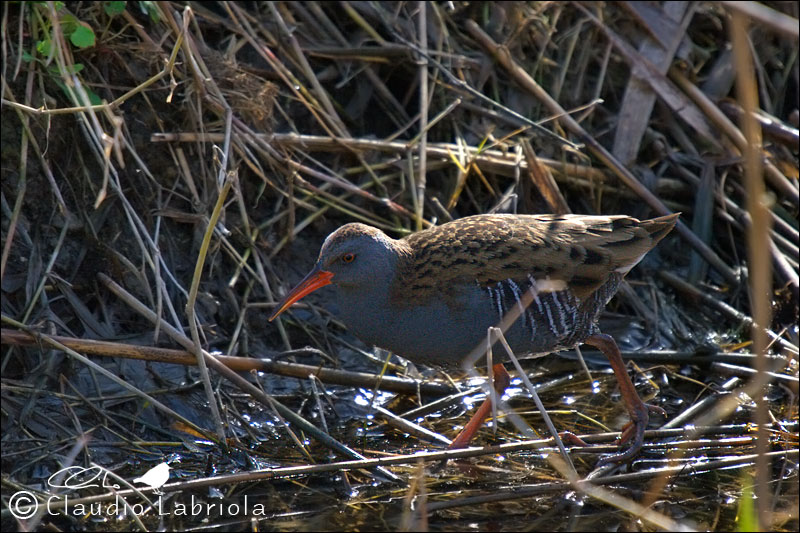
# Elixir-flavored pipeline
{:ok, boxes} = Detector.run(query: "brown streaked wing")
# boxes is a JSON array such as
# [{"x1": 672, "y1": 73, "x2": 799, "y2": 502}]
[{"x1": 391, "y1": 214, "x2": 677, "y2": 303}]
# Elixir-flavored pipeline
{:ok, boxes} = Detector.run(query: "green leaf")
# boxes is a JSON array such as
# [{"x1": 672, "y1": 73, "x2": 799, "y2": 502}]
[
  {"x1": 54, "y1": 63, "x2": 85, "y2": 75},
  {"x1": 84, "y1": 88, "x2": 103, "y2": 106},
  {"x1": 735, "y1": 471, "x2": 758, "y2": 532},
  {"x1": 104, "y1": 1, "x2": 127, "y2": 16},
  {"x1": 60, "y1": 13, "x2": 79, "y2": 34},
  {"x1": 138, "y1": 1, "x2": 160, "y2": 22},
  {"x1": 36, "y1": 38, "x2": 53, "y2": 58},
  {"x1": 54, "y1": 77, "x2": 103, "y2": 107},
  {"x1": 69, "y1": 23, "x2": 95, "y2": 48}
]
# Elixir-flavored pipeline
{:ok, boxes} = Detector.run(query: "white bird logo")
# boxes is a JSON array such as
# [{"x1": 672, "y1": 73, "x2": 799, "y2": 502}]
[{"x1": 133, "y1": 462, "x2": 171, "y2": 491}]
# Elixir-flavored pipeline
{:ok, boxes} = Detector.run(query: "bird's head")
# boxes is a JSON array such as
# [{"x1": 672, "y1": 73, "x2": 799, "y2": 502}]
[{"x1": 268, "y1": 223, "x2": 401, "y2": 321}]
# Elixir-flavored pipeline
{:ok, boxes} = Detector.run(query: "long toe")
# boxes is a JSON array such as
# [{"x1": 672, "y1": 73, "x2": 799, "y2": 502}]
[{"x1": 596, "y1": 400, "x2": 658, "y2": 465}]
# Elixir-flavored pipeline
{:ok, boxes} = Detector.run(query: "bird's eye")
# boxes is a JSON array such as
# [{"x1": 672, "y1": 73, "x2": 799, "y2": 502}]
[{"x1": 341, "y1": 253, "x2": 356, "y2": 263}]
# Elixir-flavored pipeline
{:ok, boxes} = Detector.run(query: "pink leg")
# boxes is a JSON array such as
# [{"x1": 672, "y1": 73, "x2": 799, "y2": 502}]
[
  {"x1": 448, "y1": 364, "x2": 511, "y2": 449},
  {"x1": 584, "y1": 333, "x2": 664, "y2": 463}
]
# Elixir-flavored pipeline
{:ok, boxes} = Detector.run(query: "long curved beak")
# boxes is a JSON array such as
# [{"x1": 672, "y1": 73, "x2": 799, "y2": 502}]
[{"x1": 268, "y1": 267, "x2": 334, "y2": 321}]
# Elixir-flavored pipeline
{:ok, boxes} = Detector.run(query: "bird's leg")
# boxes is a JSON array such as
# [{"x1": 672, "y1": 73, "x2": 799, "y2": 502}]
[
  {"x1": 448, "y1": 363, "x2": 511, "y2": 450},
  {"x1": 584, "y1": 333, "x2": 665, "y2": 464}
]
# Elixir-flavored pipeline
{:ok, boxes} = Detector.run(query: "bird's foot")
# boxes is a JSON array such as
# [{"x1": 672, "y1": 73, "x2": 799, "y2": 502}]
[
  {"x1": 558, "y1": 431, "x2": 591, "y2": 447},
  {"x1": 584, "y1": 333, "x2": 666, "y2": 466},
  {"x1": 596, "y1": 401, "x2": 665, "y2": 466}
]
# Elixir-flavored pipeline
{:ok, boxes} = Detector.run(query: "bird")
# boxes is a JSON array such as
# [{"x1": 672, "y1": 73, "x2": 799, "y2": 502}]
[
  {"x1": 269, "y1": 213, "x2": 679, "y2": 462},
  {"x1": 133, "y1": 462, "x2": 171, "y2": 492}
]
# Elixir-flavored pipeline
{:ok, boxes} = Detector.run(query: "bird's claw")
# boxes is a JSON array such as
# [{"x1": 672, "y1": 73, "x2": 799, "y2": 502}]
[{"x1": 596, "y1": 401, "x2": 664, "y2": 466}]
